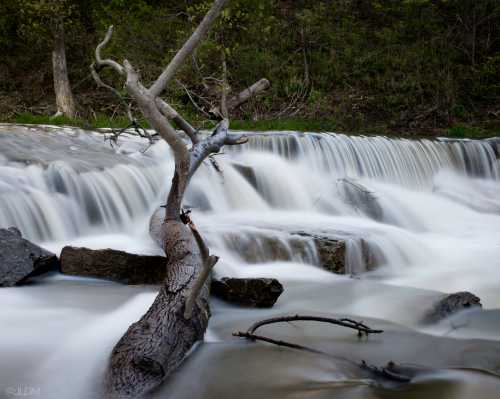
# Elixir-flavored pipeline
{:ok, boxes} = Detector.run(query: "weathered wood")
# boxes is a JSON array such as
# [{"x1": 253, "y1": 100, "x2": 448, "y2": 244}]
[
  {"x1": 149, "y1": 0, "x2": 229, "y2": 97},
  {"x1": 210, "y1": 78, "x2": 270, "y2": 117},
  {"x1": 90, "y1": 3, "x2": 270, "y2": 395},
  {"x1": 105, "y1": 220, "x2": 210, "y2": 398}
]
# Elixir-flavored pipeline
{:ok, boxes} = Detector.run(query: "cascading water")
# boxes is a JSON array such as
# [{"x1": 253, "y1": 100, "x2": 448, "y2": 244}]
[{"x1": 1, "y1": 124, "x2": 500, "y2": 399}]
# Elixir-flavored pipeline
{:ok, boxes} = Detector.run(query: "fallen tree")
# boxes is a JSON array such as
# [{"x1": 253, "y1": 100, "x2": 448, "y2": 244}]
[{"x1": 91, "y1": 1, "x2": 270, "y2": 397}]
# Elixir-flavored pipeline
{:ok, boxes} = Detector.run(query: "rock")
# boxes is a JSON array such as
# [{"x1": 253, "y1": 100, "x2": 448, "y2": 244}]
[
  {"x1": 0, "y1": 227, "x2": 59, "y2": 287},
  {"x1": 222, "y1": 231, "x2": 313, "y2": 264},
  {"x1": 292, "y1": 231, "x2": 347, "y2": 274},
  {"x1": 60, "y1": 246, "x2": 166, "y2": 284},
  {"x1": 232, "y1": 163, "x2": 258, "y2": 188},
  {"x1": 423, "y1": 291, "x2": 482, "y2": 323},
  {"x1": 313, "y1": 236, "x2": 346, "y2": 274},
  {"x1": 211, "y1": 277, "x2": 284, "y2": 307},
  {"x1": 337, "y1": 178, "x2": 383, "y2": 221},
  {"x1": 222, "y1": 229, "x2": 347, "y2": 274}
]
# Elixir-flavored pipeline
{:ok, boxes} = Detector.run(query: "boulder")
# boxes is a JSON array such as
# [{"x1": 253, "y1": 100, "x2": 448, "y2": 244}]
[
  {"x1": 0, "y1": 227, "x2": 59, "y2": 287},
  {"x1": 211, "y1": 277, "x2": 284, "y2": 307},
  {"x1": 423, "y1": 291, "x2": 482, "y2": 323},
  {"x1": 60, "y1": 246, "x2": 166, "y2": 284}
]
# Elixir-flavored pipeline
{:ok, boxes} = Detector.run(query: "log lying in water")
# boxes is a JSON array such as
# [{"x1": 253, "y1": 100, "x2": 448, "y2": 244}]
[{"x1": 105, "y1": 219, "x2": 211, "y2": 398}]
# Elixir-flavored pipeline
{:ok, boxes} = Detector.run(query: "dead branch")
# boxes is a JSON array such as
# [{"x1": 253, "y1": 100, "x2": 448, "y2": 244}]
[
  {"x1": 95, "y1": 26, "x2": 124, "y2": 75},
  {"x1": 235, "y1": 315, "x2": 383, "y2": 339},
  {"x1": 176, "y1": 79, "x2": 213, "y2": 118},
  {"x1": 149, "y1": 0, "x2": 229, "y2": 97},
  {"x1": 220, "y1": 51, "x2": 229, "y2": 119},
  {"x1": 211, "y1": 78, "x2": 270, "y2": 117},
  {"x1": 91, "y1": 2, "x2": 272, "y2": 397},
  {"x1": 183, "y1": 212, "x2": 219, "y2": 319}
]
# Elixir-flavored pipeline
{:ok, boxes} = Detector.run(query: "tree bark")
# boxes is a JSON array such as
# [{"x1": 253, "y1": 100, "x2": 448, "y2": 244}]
[
  {"x1": 52, "y1": 24, "x2": 76, "y2": 118},
  {"x1": 210, "y1": 78, "x2": 270, "y2": 117},
  {"x1": 90, "y1": 4, "x2": 266, "y2": 396},
  {"x1": 105, "y1": 219, "x2": 210, "y2": 399}
]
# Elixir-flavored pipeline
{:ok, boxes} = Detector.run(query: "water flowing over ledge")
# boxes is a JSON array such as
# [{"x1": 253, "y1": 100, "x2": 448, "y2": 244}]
[
  {"x1": 234, "y1": 132, "x2": 499, "y2": 187},
  {"x1": 1, "y1": 125, "x2": 500, "y2": 399}
]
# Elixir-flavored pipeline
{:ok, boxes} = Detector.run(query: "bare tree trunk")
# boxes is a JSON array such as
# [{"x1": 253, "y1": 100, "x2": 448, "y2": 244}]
[
  {"x1": 52, "y1": 24, "x2": 76, "y2": 118},
  {"x1": 105, "y1": 219, "x2": 210, "y2": 399},
  {"x1": 91, "y1": 2, "x2": 269, "y2": 396}
]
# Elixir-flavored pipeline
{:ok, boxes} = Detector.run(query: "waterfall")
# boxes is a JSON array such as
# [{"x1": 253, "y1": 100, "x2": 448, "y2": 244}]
[
  {"x1": 234, "y1": 133, "x2": 498, "y2": 187},
  {"x1": 1, "y1": 128, "x2": 498, "y2": 247},
  {"x1": 1, "y1": 126, "x2": 500, "y2": 399}
]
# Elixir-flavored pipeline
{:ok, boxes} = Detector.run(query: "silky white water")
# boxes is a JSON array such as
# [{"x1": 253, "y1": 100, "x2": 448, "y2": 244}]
[{"x1": 0, "y1": 125, "x2": 499, "y2": 399}]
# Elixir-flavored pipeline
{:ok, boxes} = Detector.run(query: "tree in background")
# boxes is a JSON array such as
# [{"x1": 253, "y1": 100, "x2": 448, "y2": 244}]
[{"x1": 19, "y1": 0, "x2": 78, "y2": 118}]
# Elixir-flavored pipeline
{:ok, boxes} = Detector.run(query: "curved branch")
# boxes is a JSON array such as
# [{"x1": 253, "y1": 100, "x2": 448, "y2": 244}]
[
  {"x1": 95, "y1": 26, "x2": 124, "y2": 75},
  {"x1": 233, "y1": 331, "x2": 324, "y2": 354},
  {"x1": 149, "y1": 0, "x2": 229, "y2": 97},
  {"x1": 243, "y1": 315, "x2": 384, "y2": 336}
]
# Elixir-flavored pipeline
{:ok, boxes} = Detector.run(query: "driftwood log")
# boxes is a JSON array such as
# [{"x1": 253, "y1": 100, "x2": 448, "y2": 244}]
[{"x1": 91, "y1": 1, "x2": 269, "y2": 397}]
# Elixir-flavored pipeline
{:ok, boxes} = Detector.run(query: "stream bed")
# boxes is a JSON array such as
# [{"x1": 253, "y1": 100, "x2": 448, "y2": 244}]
[{"x1": 0, "y1": 124, "x2": 499, "y2": 399}]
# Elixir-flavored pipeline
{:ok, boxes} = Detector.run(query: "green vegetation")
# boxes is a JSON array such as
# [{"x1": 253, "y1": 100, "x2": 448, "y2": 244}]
[
  {"x1": 0, "y1": 1, "x2": 499, "y2": 138},
  {"x1": 447, "y1": 124, "x2": 499, "y2": 139}
]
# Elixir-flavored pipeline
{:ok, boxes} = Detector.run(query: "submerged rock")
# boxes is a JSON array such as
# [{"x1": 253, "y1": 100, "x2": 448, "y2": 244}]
[
  {"x1": 60, "y1": 246, "x2": 166, "y2": 284},
  {"x1": 211, "y1": 277, "x2": 284, "y2": 307},
  {"x1": 292, "y1": 231, "x2": 347, "y2": 274},
  {"x1": 232, "y1": 163, "x2": 258, "y2": 188},
  {"x1": 222, "y1": 231, "x2": 316, "y2": 264},
  {"x1": 423, "y1": 291, "x2": 482, "y2": 323},
  {"x1": 313, "y1": 236, "x2": 347, "y2": 274},
  {"x1": 223, "y1": 229, "x2": 354, "y2": 274},
  {"x1": 0, "y1": 227, "x2": 59, "y2": 287}
]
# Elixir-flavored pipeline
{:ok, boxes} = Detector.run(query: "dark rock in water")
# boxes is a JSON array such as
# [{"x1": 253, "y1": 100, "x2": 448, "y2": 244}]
[
  {"x1": 60, "y1": 246, "x2": 166, "y2": 284},
  {"x1": 222, "y1": 231, "x2": 315, "y2": 264},
  {"x1": 232, "y1": 163, "x2": 258, "y2": 188},
  {"x1": 211, "y1": 277, "x2": 283, "y2": 307},
  {"x1": 0, "y1": 227, "x2": 59, "y2": 287},
  {"x1": 423, "y1": 291, "x2": 482, "y2": 323},
  {"x1": 314, "y1": 236, "x2": 346, "y2": 274},
  {"x1": 337, "y1": 178, "x2": 383, "y2": 221},
  {"x1": 224, "y1": 229, "x2": 348, "y2": 274},
  {"x1": 292, "y1": 231, "x2": 347, "y2": 274}
]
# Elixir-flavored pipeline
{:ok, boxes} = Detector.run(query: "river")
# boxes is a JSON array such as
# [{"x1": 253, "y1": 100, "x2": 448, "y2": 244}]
[{"x1": 0, "y1": 124, "x2": 499, "y2": 399}]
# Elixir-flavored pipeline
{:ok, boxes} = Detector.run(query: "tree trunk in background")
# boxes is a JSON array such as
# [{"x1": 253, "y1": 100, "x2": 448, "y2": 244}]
[{"x1": 52, "y1": 24, "x2": 76, "y2": 118}]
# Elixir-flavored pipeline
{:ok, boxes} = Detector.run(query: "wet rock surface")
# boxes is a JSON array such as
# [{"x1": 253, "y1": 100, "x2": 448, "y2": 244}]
[
  {"x1": 232, "y1": 162, "x2": 258, "y2": 188},
  {"x1": 211, "y1": 277, "x2": 284, "y2": 307},
  {"x1": 0, "y1": 227, "x2": 59, "y2": 287},
  {"x1": 60, "y1": 246, "x2": 166, "y2": 284},
  {"x1": 423, "y1": 291, "x2": 482, "y2": 323},
  {"x1": 291, "y1": 231, "x2": 347, "y2": 274}
]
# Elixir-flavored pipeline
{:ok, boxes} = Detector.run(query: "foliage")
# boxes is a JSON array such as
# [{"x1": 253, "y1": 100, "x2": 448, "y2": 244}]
[{"x1": 0, "y1": 0, "x2": 499, "y2": 136}]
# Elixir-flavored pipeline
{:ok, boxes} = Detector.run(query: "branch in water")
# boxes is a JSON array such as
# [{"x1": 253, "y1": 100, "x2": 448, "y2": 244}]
[{"x1": 240, "y1": 315, "x2": 384, "y2": 337}]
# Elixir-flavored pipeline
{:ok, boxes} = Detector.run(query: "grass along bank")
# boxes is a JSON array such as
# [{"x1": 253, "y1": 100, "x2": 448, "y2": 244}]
[{"x1": 7, "y1": 112, "x2": 500, "y2": 139}]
